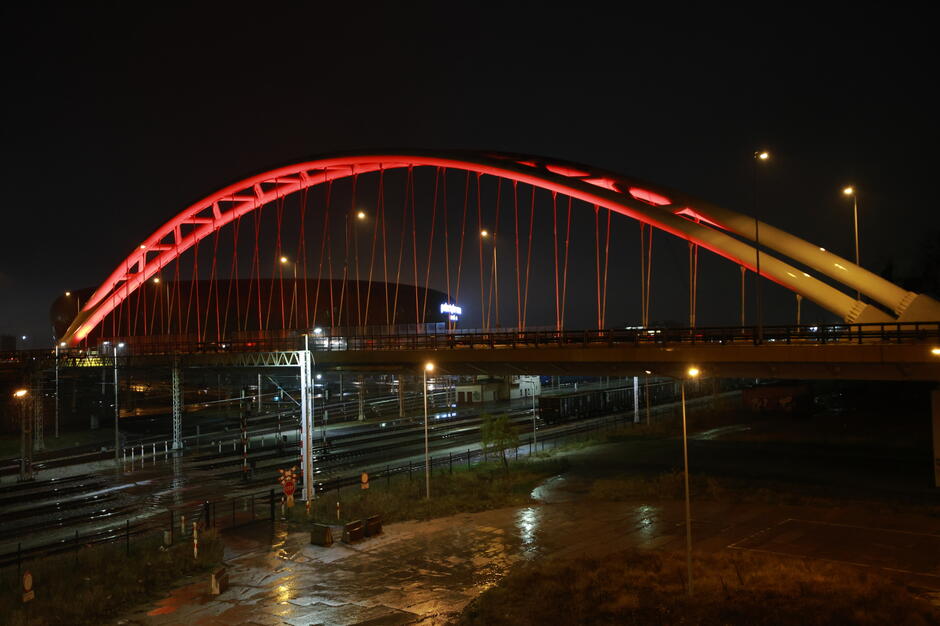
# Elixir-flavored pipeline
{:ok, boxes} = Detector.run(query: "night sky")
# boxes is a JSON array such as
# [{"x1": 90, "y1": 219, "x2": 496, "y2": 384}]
[{"x1": 2, "y1": 5, "x2": 937, "y2": 345}]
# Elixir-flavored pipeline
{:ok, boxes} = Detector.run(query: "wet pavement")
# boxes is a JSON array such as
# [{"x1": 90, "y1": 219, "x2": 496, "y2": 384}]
[{"x1": 118, "y1": 443, "x2": 940, "y2": 625}]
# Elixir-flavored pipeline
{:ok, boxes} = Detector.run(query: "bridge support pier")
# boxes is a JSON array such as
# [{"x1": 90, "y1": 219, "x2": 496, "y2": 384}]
[
  {"x1": 171, "y1": 359, "x2": 182, "y2": 450},
  {"x1": 932, "y1": 389, "x2": 940, "y2": 488}
]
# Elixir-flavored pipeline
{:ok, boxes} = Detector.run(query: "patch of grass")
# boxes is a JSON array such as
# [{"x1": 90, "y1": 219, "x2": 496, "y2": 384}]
[
  {"x1": 285, "y1": 457, "x2": 569, "y2": 527},
  {"x1": 460, "y1": 548, "x2": 940, "y2": 625},
  {"x1": 0, "y1": 529, "x2": 224, "y2": 625},
  {"x1": 586, "y1": 472, "x2": 940, "y2": 517}
]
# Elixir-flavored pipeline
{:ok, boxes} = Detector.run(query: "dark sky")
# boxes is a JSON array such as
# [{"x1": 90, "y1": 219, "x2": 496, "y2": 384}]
[{"x1": 2, "y1": 5, "x2": 937, "y2": 345}]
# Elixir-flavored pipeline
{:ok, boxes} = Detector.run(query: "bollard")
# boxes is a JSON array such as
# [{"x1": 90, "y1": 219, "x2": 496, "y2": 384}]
[
  {"x1": 123, "y1": 448, "x2": 126, "y2": 462},
  {"x1": 449, "y1": 452, "x2": 453, "y2": 474},
  {"x1": 181, "y1": 514, "x2": 186, "y2": 537},
  {"x1": 193, "y1": 521, "x2": 198, "y2": 559},
  {"x1": 336, "y1": 500, "x2": 340, "y2": 521},
  {"x1": 467, "y1": 449, "x2": 471, "y2": 470},
  {"x1": 209, "y1": 565, "x2": 229, "y2": 595},
  {"x1": 218, "y1": 441, "x2": 222, "y2": 453}
]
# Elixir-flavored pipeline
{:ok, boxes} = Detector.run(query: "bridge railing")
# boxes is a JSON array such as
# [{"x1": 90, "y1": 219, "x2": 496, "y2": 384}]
[{"x1": 5, "y1": 322, "x2": 940, "y2": 360}]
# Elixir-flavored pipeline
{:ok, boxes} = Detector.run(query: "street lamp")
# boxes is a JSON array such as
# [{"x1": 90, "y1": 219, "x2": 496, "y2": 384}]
[
  {"x1": 423, "y1": 362, "x2": 434, "y2": 499},
  {"x1": 843, "y1": 186, "x2": 860, "y2": 301},
  {"x1": 113, "y1": 342, "x2": 124, "y2": 463},
  {"x1": 279, "y1": 256, "x2": 300, "y2": 327},
  {"x1": 481, "y1": 229, "x2": 499, "y2": 329},
  {"x1": 753, "y1": 150, "x2": 770, "y2": 342},
  {"x1": 14, "y1": 389, "x2": 31, "y2": 480},
  {"x1": 680, "y1": 365, "x2": 700, "y2": 596}
]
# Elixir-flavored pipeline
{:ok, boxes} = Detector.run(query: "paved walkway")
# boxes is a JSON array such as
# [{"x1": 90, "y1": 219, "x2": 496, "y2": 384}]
[{"x1": 118, "y1": 445, "x2": 940, "y2": 625}]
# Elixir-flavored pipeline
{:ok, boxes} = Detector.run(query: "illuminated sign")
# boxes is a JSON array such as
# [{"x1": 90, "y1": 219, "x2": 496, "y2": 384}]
[{"x1": 440, "y1": 303, "x2": 462, "y2": 318}]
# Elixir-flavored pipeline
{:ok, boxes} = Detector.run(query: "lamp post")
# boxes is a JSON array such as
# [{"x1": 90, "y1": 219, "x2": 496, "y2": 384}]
[
  {"x1": 113, "y1": 342, "x2": 124, "y2": 463},
  {"x1": 843, "y1": 186, "x2": 860, "y2": 301},
  {"x1": 280, "y1": 256, "x2": 299, "y2": 328},
  {"x1": 55, "y1": 342, "x2": 66, "y2": 438},
  {"x1": 753, "y1": 151, "x2": 769, "y2": 342},
  {"x1": 423, "y1": 362, "x2": 434, "y2": 499},
  {"x1": 481, "y1": 230, "x2": 499, "y2": 329},
  {"x1": 14, "y1": 389, "x2": 31, "y2": 481},
  {"x1": 531, "y1": 382, "x2": 537, "y2": 453},
  {"x1": 681, "y1": 365, "x2": 700, "y2": 596},
  {"x1": 65, "y1": 291, "x2": 81, "y2": 318}
]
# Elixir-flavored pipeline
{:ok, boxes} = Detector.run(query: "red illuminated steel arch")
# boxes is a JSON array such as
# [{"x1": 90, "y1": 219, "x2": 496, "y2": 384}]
[{"x1": 62, "y1": 150, "x2": 940, "y2": 344}]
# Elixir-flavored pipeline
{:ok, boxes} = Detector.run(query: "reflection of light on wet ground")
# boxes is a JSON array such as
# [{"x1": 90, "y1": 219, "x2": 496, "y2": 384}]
[
  {"x1": 632, "y1": 504, "x2": 660, "y2": 542},
  {"x1": 516, "y1": 507, "x2": 540, "y2": 554},
  {"x1": 275, "y1": 581, "x2": 293, "y2": 603}
]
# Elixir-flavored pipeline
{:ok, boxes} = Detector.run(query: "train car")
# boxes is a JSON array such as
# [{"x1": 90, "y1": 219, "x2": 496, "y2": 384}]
[{"x1": 539, "y1": 386, "x2": 632, "y2": 425}]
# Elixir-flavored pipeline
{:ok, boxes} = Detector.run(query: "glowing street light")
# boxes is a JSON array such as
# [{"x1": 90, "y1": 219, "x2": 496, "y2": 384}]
[
  {"x1": 842, "y1": 186, "x2": 861, "y2": 301},
  {"x1": 356, "y1": 210, "x2": 366, "y2": 220},
  {"x1": 752, "y1": 150, "x2": 770, "y2": 342},
  {"x1": 480, "y1": 229, "x2": 489, "y2": 238},
  {"x1": 680, "y1": 365, "x2": 700, "y2": 596},
  {"x1": 13, "y1": 389, "x2": 32, "y2": 480},
  {"x1": 423, "y1": 362, "x2": 435, "y2": 499},
  {"x1": 931, "y1": 347, "x2": 940, "y2": 356},
  {"x1": 280, "y1": 256, "x2": 289, "y2": 264}
]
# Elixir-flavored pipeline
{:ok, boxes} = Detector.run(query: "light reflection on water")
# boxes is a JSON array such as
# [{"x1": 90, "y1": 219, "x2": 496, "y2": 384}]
[
  {"x1": 633, "y1": 504, "x2": 660, "y2": 542},
  {"x1": 516, "y1": 506, "x2": 541, "y2": 556}
]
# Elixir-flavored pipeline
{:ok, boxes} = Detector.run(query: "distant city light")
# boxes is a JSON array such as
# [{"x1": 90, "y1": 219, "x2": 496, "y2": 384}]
[
  {"x1": 13, "y1": 389, "x2": 28, "y2": 398},
  {"x1": 280, "y1": 256, "x2": 288, "y2": 264},
  {"x1": 756, "y1": 151, "x2": 769, "y2": 160},
  {"x1": 357, "y1": 210, "x2": 366, "y2": 220},
  {"x1": 425, "y1": 362, "x2": 435, "y2": 372},
  {"x1": 153, "y1": 277, "x2": 161, "y2": 283},
  {"x1": 931, "y1": 347, "x2": 940, "y2": 356},
  {"x1": 687, "y1": 366, "x2": 700, "y2": 378},
  {"x1": 480, "y1": 229, "x2": 489, "y2": 237},
  {"x1": 65, "y1": 291, "x2": 71, "y2": 296},
  {"x1": 843, "y1": 186, "x2": 855, "y2": 196}
]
